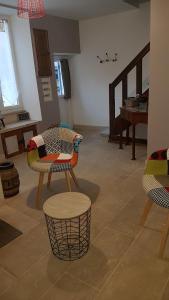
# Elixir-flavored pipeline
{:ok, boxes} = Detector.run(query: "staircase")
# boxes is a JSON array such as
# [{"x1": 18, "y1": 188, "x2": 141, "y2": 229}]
[{"x1": 109, "y1": 42, "x2": 150, "y2": 142}]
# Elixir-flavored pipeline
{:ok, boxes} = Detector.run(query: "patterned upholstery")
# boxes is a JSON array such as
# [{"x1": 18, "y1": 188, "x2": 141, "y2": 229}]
[
  {"x1": 143, "y1": 149, "x2": 169, "y2": 208},
  {"x1": 27, "y1": 127, "x2": 83, "y2": 173}
]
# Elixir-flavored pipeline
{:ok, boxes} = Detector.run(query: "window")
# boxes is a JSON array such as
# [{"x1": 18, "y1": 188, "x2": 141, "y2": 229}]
[
  {"x1": 54, "y1": 60, "x2": 64, "y2": 97},
  {"x1": 0, "y1": 19, "x2": 20, "y2": 111}
]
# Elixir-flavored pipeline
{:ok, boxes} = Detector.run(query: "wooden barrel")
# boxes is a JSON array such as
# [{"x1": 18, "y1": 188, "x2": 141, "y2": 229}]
[{"x1": 0, "y1": 161, "x2": 20, "y2": 198}]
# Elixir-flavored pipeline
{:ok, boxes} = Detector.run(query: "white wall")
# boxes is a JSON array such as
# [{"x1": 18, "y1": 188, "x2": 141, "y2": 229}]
[
  {"x1": 70, "y1": 3, "x2": 150, "y2": 129},
  {"x1": 148, "y1": 0, "x2": 169, "y2": 154},
  {"x1": 30, "y1": 15, "x2": 80, "y2": 132},
  {"x1": 0, "y1": 16, "x2": 42, "y2": 159},
  {"x1": 58, "y1": 98, "x2": 73, "y2": 128},
  {"x1": 10, "y1": 16, "x2": 42, "y2": 122}
]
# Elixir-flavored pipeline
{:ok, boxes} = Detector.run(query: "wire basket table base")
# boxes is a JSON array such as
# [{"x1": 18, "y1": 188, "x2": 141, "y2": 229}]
[{"x1": 45, "y1": 208, "x2": 91, "y2": 261}]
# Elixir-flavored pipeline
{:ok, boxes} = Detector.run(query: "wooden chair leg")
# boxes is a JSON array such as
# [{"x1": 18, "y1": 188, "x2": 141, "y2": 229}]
[
  {"x1": 126, "y1": 126, "x2": 130, "y2": 145},
  {"x1": 47, "y1": 172, "x2": 52, "y2": 188},
  {"x1": 69, "y1": 169, "x2": 79, "y2": 187},
  {"x1": 158, "y1": 214, "x2": 169, "y2": 258},
  {"x1": 139, "y1": 198, "x2": 153, "y2": 226},
  {"x1": 36, "y1": 172, "x2": 44, "y2": 208},
  {"x1": 65, "y1": 171, "x2": 71, "y2": 192}
]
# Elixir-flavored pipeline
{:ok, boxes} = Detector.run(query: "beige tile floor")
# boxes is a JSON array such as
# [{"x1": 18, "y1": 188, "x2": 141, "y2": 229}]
[{"x1": 0, "y1": 128, "x2": 169, "y2": 299}]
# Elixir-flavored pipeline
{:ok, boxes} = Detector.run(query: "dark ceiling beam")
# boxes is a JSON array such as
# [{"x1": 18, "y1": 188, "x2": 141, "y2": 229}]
[
  {"x1": 123, "y1": 0, "x2": 139, "y2": 7},
  {"x1": 123, "y1": 0, "x2": 150, "y2": 8},
  {"x1": 0, "y1": 3, "x2": 17, "y2": 10}
]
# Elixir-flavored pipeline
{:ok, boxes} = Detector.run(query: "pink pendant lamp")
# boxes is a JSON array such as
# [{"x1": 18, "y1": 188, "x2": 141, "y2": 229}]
[{"x1": 17, "y1": 0, "x2": 45, "y2": 19}]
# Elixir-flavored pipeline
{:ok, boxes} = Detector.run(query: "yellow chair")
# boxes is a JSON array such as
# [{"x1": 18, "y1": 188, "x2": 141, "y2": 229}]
[{"x1": 140, "y1": 148, "x2": 169, "y2": 258}]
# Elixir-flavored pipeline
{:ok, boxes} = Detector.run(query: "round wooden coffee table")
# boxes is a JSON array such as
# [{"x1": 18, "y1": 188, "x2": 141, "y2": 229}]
[{"x1": 43, "y1": 192, "x2": 91, "y2": 261}]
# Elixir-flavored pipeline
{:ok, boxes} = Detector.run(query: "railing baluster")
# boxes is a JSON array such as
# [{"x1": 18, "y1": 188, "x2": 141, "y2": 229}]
[
  {"x1": 109, "y1": 85, "x2": 115, "y2": 142},
  {"x1": 122, "y1": 76, "x2": 128, "y2": 105},
  {"x1": 136, "y1": 60, "x2": 142, "y2": 95}
]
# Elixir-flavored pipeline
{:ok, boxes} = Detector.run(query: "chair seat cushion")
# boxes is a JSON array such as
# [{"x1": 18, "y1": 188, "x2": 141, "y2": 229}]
[
  {"x1": 31, "y1": 159, "x2": 72, "y2": 173},
  {"x1": 30, "y1": 152, "x2": 78, "y2": 173},
  {"x1": 143, "y1": 175, "x2": 169, "y2": 208},
  {"x1": 39, "y1": 152, "x2": 73, "y2": 172},
  {"x1": 41, "y1": 153, "x2": 72, "y2": 163},
  {"x1": 145, "y1": 160, "x2": 168, "y2": 176}
]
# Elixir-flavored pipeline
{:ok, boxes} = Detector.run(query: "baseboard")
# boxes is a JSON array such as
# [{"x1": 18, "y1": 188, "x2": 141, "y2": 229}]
[
  {"x1": 73, "y1": 125, "x2": 147, "y2": 144},
  {"x1": 109, "y1": 135, "x2": 147, "y2": 145},
  {"x1": 73, "y1": 124, "x2": 107, "y2": 131}
]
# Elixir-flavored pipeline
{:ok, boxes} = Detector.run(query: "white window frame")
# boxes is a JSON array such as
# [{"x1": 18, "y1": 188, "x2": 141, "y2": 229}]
[
  {"x1": 54, "y1": 58, "x2": 65, "y2": 99},
  {"x1": 0, "y1": 16, "x2": 23, "y2": 114}
]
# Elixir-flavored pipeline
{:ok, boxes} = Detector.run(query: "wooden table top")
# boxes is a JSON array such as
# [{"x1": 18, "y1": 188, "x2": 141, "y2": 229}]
[
  {"x1": 120, "y1": 106, "x2": 148, "y2": 124},
  {"x1": 43, "y1": 192, "x2": 91, "y2": 219},
  {"x1": 0, "y1": 120, "x2": 40, "y2": 134},
  {"x1": 120, "y1": 106, "x2": 148, "y2": 114}
]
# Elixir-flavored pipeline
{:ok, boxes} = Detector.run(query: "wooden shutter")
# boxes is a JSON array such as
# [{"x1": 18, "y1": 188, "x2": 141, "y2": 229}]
[{"x1": 33, "y1": 28, "x2": 52, "y2": 77}]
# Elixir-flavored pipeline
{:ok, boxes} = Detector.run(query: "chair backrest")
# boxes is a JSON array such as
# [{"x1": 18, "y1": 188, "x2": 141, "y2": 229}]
[
  {"x1": 145, "y1": 148, "x2": 169, "y2": 176},
  {"x1": 42, "y1": 127, "x2": 62, "y2": 154},
  {"x1": 27, "y1": 127, "x2": 83, "y2": 165}
]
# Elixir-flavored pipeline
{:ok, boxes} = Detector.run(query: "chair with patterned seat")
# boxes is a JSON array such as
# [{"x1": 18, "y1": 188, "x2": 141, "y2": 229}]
[
  {"x1": 27, "y1": 127, "x2": 83, "y2": 207},
  {"x1": 140, "y1": 148, "x2": 169, "y2": 258}
]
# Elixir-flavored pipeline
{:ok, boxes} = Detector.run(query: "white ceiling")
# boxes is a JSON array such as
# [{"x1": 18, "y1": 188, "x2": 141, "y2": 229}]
[
  {"x1": 44, "y1": 0, "x2": 135, "y2": 20},
  {"x1": 0, "y1": 0, "x2": 141, "y2": 20}
]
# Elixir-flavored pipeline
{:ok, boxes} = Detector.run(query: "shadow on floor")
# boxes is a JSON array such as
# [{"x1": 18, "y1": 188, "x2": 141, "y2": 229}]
[
  {"x1": 26, "y1": 178, "x2": 100, "y2": 210},
  {"x1": 47, "y1": 244, "x2": 108, "y2": 289},
  {"x1": 161, "y1": 279, "x2": 169, "y2": 300}
]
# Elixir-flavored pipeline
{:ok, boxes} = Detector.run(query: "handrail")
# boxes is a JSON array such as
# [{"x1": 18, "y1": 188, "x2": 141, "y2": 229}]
[
  {"x1": 110, "y1": 43, "x2": 150, "y2": 88},
  {"x1": 109, "y1": 42, "x2": 150, "y2": 141}
]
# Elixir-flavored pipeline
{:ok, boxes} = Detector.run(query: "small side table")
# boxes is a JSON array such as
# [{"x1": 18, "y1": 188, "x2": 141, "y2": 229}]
[
  {"x1": 43, "y1": 192, "x2": 91, "y2": 261},
  {"x1": 0, "y1": 120, "x2": 38, "y2": 158},
  {"x1": 120, "y1": 106, "x2": 148, "y2": 160}
]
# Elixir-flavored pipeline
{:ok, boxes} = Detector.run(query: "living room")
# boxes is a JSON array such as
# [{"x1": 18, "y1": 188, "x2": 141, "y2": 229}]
[{"x1": 0, "y1": 1, "x2": 169, "y2": 299}]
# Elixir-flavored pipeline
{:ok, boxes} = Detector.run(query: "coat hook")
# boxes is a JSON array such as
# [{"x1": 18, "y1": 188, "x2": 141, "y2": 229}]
[
  {"x1": 97, "y1": 52, "x2": 118, "y2": 64},
  {"x1": 105, "y1": 52, "x2": 109, "y2": 62},
  {"x1": 97, "y1": 55, "x2": 103, "y2": 63},
  {"x1": 112, "y1": 53, "x2": 118, "y2": 62}
]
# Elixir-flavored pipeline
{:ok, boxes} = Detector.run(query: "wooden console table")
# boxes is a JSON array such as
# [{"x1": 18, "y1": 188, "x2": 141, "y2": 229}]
[
  {"x1": 120, "y1": 106, "x2": 148, "y2": 160},
  {"x1": 0, "y1": 120, "x2": 39, "y2": 158}
]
